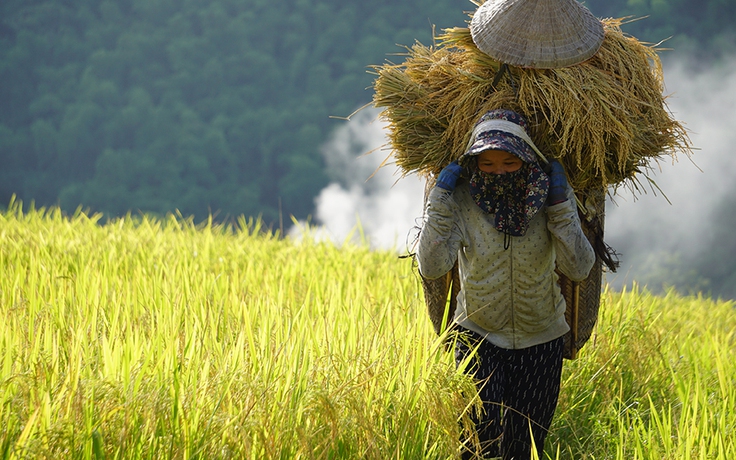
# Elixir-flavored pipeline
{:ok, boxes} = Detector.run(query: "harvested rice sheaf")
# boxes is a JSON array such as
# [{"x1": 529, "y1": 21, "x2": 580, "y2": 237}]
[{"x1": 371, "y1": 18, "x2": 692, "y2": 193}]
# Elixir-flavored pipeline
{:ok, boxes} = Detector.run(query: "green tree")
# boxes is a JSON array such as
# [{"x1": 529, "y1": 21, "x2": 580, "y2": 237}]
[{"x1": 0, "y1": 0, "x2": 732, "y2": 225}]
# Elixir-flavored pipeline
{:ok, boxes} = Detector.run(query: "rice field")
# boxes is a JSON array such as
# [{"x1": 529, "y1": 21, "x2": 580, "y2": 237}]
[{"x1": 1, "y1": 199, "x2": 734, "y2": 459}]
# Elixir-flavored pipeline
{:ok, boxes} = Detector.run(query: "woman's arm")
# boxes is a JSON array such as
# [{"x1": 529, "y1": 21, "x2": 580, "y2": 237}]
[
  {"x1": 416, "y1": 187, "x2": 463, "y2": 279},
  {"x1": 546, "y1": 184, "x2": 596, "y2": 281}
]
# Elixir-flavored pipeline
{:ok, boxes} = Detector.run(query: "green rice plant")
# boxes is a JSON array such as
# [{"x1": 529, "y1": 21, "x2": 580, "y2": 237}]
[
  {"x1": 549, "y1": 287, "x2": 736, "y2": 459},
  {"x1": 0, "y1": 199, "x2": 476, "y2": 459},
  {"x1": 0, "y1": 198, "x2": 734, "y2": 459}
]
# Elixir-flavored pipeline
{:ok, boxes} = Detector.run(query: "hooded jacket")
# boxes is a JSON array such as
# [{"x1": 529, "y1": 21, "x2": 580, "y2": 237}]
[{"x1": 416, "y1": 180, "x2": 595, "y2": 349}]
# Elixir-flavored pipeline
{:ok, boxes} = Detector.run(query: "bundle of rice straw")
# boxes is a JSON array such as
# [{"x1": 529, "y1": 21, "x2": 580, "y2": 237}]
[{"x1": 371, "y1": 18, "x2": 692, "y2": 194}]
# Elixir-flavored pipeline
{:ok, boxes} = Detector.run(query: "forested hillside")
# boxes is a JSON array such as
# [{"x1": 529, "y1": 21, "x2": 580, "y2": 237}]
[{"x1": 0, "y1": 0, "x2": 733, "y2": 223}]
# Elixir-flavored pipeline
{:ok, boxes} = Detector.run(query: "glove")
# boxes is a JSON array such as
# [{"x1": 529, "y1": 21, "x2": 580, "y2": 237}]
[
  {"x1": 547, "y1": 160, "x2": 569, "y2": 204},
  {"x1": 436, "y1": 161, "x2": 463, "y2": 191}
]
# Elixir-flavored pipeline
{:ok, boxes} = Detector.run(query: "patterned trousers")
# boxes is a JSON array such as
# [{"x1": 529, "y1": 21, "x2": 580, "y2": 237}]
[{"x1": 455, "y1": 329, "x2": 564, "y2": 460}]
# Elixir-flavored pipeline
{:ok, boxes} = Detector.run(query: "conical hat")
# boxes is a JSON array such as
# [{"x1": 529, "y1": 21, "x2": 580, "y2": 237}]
[{"x1": 470, "y1": 0, "x2": 605, "y2": 69}]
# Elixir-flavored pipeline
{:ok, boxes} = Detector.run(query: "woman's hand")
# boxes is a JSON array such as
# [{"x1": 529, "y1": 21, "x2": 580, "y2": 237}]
[
  {"x1": 547, "y1": 160, "x2": 568, "y2": 204},
  {"x1": 436, "y1": 161, "x2": 463, "y2": 191}
]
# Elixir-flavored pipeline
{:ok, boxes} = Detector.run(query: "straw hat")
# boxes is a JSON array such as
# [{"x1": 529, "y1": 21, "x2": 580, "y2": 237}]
[{"x1": 470, "y1": 0, "x2": 605, "y2": 69}]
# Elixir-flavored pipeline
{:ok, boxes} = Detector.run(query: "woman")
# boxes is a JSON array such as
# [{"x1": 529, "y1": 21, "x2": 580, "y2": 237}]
[{"x1": 416, "y1": 109, "x2": 595, "y2": 459}]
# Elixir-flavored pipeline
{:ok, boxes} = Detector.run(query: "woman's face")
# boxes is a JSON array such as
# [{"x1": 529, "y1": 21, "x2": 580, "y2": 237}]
[{"x1": 476, "y1": 149, "x2": 523, "y2": 174}]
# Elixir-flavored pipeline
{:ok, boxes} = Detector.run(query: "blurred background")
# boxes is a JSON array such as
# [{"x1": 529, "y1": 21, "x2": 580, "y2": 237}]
[{"x1": 2, "y1": 0, "x2": 735, "y2": 297}]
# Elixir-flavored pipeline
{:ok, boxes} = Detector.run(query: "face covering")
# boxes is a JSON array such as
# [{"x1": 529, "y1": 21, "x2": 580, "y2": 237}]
[{"x1": 468, "y1": 161, "x2": 549, "y2": 238}]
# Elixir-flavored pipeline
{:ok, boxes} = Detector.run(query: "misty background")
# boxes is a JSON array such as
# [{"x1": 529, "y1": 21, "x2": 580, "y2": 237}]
[{"x1": 301, "y1": 55, "x2": 736, "y2": 297}]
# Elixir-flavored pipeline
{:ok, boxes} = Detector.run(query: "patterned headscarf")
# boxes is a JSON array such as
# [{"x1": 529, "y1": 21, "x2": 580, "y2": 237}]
[{"x1": 463, "y1": 109, "x2": 549, "y2": 238}]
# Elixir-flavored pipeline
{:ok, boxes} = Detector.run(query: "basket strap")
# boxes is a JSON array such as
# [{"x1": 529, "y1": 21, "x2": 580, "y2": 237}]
[{"x1": 571, "y1": 282, "x2": 580, "y2": 359}]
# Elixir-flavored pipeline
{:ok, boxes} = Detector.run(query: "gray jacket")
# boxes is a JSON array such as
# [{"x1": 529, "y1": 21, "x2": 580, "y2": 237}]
[{"x1": 417, "y1": 182, "x2": 596, "y2": 349}]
